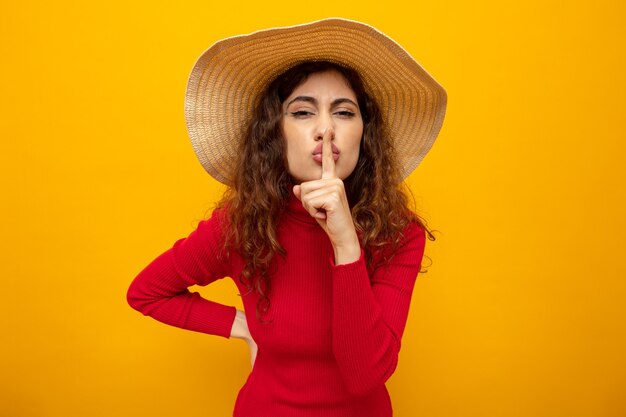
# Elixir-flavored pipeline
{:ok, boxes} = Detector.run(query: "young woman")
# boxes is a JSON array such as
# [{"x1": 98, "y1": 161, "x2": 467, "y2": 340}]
[{"x1": 127, "y1": 18, "x2": 446, "y2": 417}]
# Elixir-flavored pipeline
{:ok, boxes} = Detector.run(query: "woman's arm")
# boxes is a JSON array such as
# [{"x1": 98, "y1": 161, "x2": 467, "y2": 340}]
[
  {"x1": 127, "y1": 210, "x2": 237, "y2": 338},
  {"x1": 330, "y1": 222, "x2": 426, "y2": 396},
  {"x1": 230, "y1": 309, "x2": 258, "y2": 367},
  {"x1": 294, "y1": 129, "x2": 426, "y2": 394}
]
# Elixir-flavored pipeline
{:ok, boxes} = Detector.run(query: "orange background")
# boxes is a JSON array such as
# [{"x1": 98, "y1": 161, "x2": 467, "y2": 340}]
[{"x1": 2, "y1": 1, "x2": 625, "y2": 416}]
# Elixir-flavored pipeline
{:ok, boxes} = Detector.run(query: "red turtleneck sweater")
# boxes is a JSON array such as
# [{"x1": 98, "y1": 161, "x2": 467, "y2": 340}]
[{"x1": 127, "y1": 194, "x2": 426, "y2": 417}]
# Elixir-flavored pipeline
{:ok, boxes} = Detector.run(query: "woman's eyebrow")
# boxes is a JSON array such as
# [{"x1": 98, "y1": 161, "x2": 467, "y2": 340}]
[
  {"x1": 286, "y1": 96, "x2": 317, "y2": 107},
  {"x1": 285, "y1": 96, "x2": 359, "y2": 108},
  {"x1": 331, "y1": 98, "x2": 358, "y2": 108}
]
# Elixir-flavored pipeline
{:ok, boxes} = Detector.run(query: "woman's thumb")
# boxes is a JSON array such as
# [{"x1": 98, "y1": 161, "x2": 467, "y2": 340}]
[{"x1": 293, "y1": 185, "x2": 302, "y2": 200}]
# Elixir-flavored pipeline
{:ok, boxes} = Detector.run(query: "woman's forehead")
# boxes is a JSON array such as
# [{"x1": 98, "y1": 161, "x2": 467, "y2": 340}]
[{"x1": 285, "y1": 70, "x2": 357, "y2": 102}]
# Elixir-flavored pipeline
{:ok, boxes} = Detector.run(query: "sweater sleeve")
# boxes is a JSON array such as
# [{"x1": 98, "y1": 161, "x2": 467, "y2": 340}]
[
  {"x1": 126, "y1": 209, "x2": 237, "y2": 338},
  {"x1": 330, "y1": 221, "x2": 426, "y2": 396}
]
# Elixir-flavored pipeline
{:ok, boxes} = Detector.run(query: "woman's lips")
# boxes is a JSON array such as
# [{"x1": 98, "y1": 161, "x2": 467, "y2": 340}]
[
  {"x1": 312, "y1": 152, "x2": 339, "y2": 163},
  {"x1": 312, "y1": 142, "x2": 340, "y2": 163}
]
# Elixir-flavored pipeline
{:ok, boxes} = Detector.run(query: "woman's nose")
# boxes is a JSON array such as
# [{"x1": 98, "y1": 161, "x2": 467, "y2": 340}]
[{"x1": 314, "y1": 113, "x2": 335, "y2": 141}]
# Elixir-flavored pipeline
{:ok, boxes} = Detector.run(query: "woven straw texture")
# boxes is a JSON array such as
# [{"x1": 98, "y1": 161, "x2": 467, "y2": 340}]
[{"x1": 184, "y1": 18, "x2": 447, "y2": 184}]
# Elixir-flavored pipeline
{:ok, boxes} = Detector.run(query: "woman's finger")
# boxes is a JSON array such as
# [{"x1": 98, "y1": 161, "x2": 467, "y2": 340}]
[
  {"x1": 301, "y1": 188, "x2": 349, "y2": 223},
  {"x1": 321, "y1": 128, "x2": 337, "y2": 180},
  {"x1": 298, "y1": 178, "x2": 344, "y2": 198}
]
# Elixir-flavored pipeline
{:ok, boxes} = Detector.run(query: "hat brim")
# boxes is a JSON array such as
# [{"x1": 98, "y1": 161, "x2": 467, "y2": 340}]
[{"x1": 185, "y1": 18, "x2": 447, "y2": 184}]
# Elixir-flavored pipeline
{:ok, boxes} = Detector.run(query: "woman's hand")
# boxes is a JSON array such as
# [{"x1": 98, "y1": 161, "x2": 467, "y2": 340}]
[
  {"x1": 293, "y1": 129, "x2": 361, "y2": 265},
  {"x1": 230, "y1": 309, "x2": 258, "y2": 368}
]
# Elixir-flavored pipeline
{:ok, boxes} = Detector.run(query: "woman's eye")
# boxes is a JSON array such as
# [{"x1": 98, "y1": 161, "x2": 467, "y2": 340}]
[
  {"x1": 290, "y1": 110, "x2": 314, "y2": 118},
  {"x1": 335, "y1": 110, "x2": 356, "y2": 118}
]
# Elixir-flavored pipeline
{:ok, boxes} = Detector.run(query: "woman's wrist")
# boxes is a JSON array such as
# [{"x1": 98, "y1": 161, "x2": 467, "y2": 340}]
[
  {"x1": 333, "y1": 234, "x2": 361, "y2": 265},
  {"x1": 230, "y1": 309, "x2": 249, "y2": 339}
]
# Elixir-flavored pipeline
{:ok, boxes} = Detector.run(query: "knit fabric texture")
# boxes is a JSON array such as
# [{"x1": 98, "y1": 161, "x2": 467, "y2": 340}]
[{"x1": 127, "y1": 193, "x2": 426, "y2": 417}]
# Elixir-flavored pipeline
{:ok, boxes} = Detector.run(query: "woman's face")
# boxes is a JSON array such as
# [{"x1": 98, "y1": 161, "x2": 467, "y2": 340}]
[{"x1": 281, "y1": 70, "x2": 364, "y2": 183}]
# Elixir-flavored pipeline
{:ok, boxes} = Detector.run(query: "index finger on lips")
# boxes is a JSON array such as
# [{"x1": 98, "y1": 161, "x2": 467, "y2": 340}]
[{"x1": 321, "y1": 128, "x2": 337, "y2": 180}]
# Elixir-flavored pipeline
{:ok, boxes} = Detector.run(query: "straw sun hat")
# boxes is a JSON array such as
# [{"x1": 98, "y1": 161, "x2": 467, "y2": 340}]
[{"x1": 184, "y1": 18, "x2": 447, "y2": 184}]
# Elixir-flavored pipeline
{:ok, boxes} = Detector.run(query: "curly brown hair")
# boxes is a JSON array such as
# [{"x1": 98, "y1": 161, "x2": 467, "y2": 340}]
[{"x1": 214, "y1": 61, "x2": 434, "y2": 322}]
